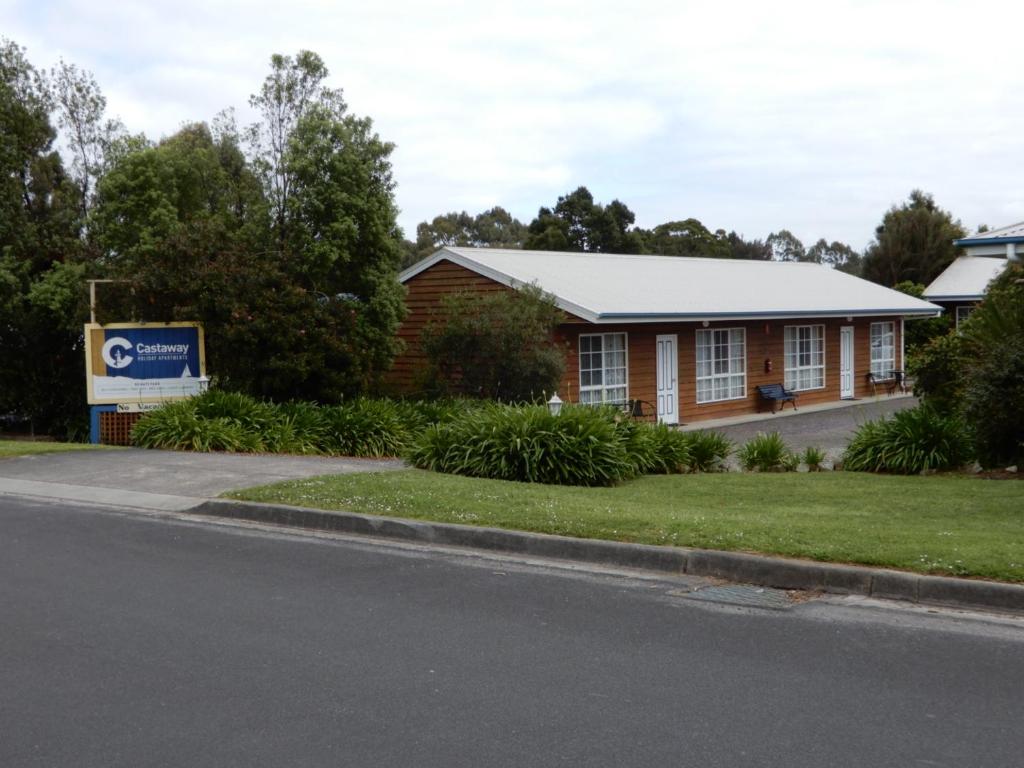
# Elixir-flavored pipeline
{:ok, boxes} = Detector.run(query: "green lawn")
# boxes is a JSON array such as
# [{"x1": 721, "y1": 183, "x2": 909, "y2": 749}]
[
  {"x1": 0, "y1": 439, "x2": 118, "y2": 458},
  {"x1": 228, "y1": 470, "x2": 1024, "y2": 583}
]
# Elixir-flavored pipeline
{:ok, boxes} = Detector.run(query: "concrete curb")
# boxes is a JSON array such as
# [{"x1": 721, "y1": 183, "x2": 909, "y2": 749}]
[{"x1": 193, "y1": 499, "x2": 1024, "y2": 614}]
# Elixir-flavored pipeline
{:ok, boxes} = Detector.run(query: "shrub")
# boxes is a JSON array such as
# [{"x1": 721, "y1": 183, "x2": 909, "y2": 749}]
[
  {"x1": 842, "y1": 405, "x2": 973, "y2": 474},
  {"x1": 323, "y1": 399, "x2": 409, "y2": 457},
  {"x1": 801, "y1": 446, "x2": 827, "y2": 472},
  {"x1": 645, "y1": 423, "x2": 693, "y2": 474},
  {"x1": 132, "y1": 401, "x2": 258, "y2": 452},
  {"x1": 683, "y1": 430, "x2": 733, "y2": 472},
  {"x1": 907, "y1": 332, "x2": 965, "y2": 415},
  {"x1": 406, "y1": 404, "x2": 635, "y2": 486},
  {"x1": 737, "y1": 432, "x2": 798, "y2": 472},
  {"x1": 959, "y1": 262, "x2": 1024, "y2": 467},
  {"x1": 420, "y1": 284, "x2": 566, "y2": 401}
]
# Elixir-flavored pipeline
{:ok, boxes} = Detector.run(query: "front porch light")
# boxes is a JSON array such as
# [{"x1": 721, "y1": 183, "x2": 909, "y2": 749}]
[{"x1": 547, "y1": 392, "x2": 563, "y2": 416}]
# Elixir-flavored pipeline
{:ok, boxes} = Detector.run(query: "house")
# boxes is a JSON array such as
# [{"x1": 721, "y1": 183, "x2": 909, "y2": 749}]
[
  {"x1": 923, "y1": 222, "x2": 1020, "y2": 327},
  {"x1": 392, "y1": 248, "x2": 942, "y2": 424}
]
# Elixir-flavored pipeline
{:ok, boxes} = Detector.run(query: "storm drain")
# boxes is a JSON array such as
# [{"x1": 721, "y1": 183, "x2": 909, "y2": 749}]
[{"x1": 682, "y1": 584, "x2": 794, "y2": 611}]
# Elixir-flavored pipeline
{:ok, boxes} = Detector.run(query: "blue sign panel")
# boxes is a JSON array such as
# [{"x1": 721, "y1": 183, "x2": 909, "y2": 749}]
[{"x1": 101, "y1": 327, "x2": 200, "y2": 379}]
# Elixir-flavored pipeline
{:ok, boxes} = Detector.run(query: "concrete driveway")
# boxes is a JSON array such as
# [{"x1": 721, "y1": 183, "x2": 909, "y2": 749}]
[
  {"x1": 696, "y1": 395, "x2": 918, "y2": 460},
  {"x1": 0, "y1": 449, "x2": 402, "y2": 511}
]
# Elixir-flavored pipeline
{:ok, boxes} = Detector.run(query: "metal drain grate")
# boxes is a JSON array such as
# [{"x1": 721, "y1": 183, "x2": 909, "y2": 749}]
[{"x1": 685, "y1": 584, "x2": 793, "y2": 610}]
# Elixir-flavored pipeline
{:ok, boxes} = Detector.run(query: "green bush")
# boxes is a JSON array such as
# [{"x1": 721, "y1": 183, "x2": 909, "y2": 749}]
[
  {"x1": 959, "y1": 262, "x2": 1024, "y2": 467},
  {"x1": 907, "y1": 332, "x2": 965, "y2": 415},
  {"x1": 682, "y1": 430, "x2": 733, "y2": 472},
  {"x1": 406, "y1": 404, "x2": 636, "y2": 486},
  {"x1": 801, "y1": 446, "x2": 827, "y2": 472},
  {"x1": 842, "y1": 405, "x2": 973, "y2": 474},
  {"x1": 131, "y1": 401, "x2": 259, "y2": 452},
  {"x1": 645, "y1": 423, "x2": 693, "y2": 474},
  {"x1": 737, "y1": 432, "x2": 798, "y2": 472},
  {"x1": 322, "y1": 399, "x2": 410, "y2": 457}
]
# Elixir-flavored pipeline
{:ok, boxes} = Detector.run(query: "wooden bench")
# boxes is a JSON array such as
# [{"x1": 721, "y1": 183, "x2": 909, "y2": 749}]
[{"x1": 756, "y1": 384, "x2": 798, "y2": 413}]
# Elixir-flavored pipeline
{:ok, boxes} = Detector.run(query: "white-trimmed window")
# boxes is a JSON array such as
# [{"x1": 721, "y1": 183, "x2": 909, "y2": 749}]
[
  {"x1": 784, "y1": 325, "x2": 825, "y2": 391},
  {"x1": 870, "y1": 321, "x2": 895, "y2": 377},
  {"x1": 579, "y1": 333, "x2": 628, "y2": 405},
  {"x1": 955, "y1": 305, "x2": 973, "y2": 329},
  {"x1": 696, "y1": 328, "x2": 746, "y2": 404}
]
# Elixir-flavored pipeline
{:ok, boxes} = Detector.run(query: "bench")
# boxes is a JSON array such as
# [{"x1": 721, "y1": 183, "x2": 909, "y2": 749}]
[
  {"x1": 756, "y1": 384, "x2": 798, "y2": 413},
  {"x1": 866, "y1": 370, "x2": 906, "y2": 396}
]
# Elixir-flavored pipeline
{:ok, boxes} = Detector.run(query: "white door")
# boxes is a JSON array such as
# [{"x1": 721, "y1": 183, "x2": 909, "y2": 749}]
[
  {"x1": 656, "y1": 334, "x2": 678, "y2": 424},
  {"x1": 840, "y1": 326, "x2": 854, "y2": 399}
]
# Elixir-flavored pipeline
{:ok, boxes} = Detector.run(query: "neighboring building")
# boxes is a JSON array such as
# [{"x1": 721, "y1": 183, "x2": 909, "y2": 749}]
[
  {"x1": 392, "y1": 248, "x2": 941, "y2": 424},
  {"x1": 923, "y1": 222, "x2": 1020, "y2": 327}
]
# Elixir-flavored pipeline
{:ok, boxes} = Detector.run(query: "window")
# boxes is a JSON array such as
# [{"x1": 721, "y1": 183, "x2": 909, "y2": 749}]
[
  {"x1": 956, "y1": 305, "x2": 973, "y2": 329},
  {"x1": 579, "y1": 333, "x2": 628, "y2": 405},
  {"x1": 870, "y1": 322, "x2": 895, "y2": 377},
  {"x1": 696, "y1": 328, "x2": 746, "y2": 404},
  {"x1": 784, "y1": 325, "x2": 825, "y2": 391}
]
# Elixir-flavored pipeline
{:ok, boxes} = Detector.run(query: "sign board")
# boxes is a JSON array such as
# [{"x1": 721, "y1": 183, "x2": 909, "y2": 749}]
[{"x1": 84, "y1": 323, "x2": 207, "y2": 405}]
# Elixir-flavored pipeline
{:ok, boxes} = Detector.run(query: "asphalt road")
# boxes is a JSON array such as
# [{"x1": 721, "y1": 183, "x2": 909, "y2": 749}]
[{"x1": 2, "y1": 496, "x2": 1023, "y2": 767}]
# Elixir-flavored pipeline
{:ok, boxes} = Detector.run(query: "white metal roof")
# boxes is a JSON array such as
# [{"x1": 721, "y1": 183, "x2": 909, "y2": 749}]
[
  {"x1": 956, "y1": 221, "x2": 1024, "y2": 242},
  {"x1": 401, "y1": 247, "x2": 942, "y2": 323},
  {"x1": 923, "y1": 256, "x2": 1008, "y2": 301}
]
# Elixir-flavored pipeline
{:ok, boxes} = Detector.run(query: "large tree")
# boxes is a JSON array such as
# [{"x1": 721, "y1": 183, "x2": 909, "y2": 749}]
[
  {"x1": 861, "y1": 190, "x2": 965, "y2": 287},
  {"x1": 640, "y1": 218, "x2": 732, "y2": 258},
  {"x1": 0, "y1": 39, "x2": 90, "y2": 437},
  {"x1": 410, "y1": 206, "x2": 526, "y2": 266},
  {"x1": 525, "y1": 187, "x2": 644, "y2": 253},
  {"x1": 806, "y1": 238, "x2": 863, "y2": 274}
]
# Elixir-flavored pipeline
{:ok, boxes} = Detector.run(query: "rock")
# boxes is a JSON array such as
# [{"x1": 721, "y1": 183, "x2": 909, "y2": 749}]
[{"x1": 1007, "y1": 465, "x2": 1018, "y2": 474}]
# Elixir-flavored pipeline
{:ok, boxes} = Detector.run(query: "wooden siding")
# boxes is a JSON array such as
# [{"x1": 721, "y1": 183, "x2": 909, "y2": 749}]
[{"x1": 557, "y1": 317, "x2": 904, "y2": 423}]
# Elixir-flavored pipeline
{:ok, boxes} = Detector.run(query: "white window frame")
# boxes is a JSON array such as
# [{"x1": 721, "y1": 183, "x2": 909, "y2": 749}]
[
  {"x1": 783, "y1": 325, "x2": 825, "y2": 391},
  {"x1": 696, "y1": 327, "x2": 746, "y2": 404},
  {"x1": 870, "y1": 321, "x2": 895, "y2": 378},
  {"x1": 578, "y1": 332, "x2": 629, "y2": 405},
  {"x1": 955, "y1": 305, "x2": 973, "y2": 329}
]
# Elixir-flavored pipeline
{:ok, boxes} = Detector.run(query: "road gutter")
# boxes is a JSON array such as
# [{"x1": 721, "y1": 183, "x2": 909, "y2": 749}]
[{"x1": 193, "y1": 498, "x2": 1024, "y2": 614}]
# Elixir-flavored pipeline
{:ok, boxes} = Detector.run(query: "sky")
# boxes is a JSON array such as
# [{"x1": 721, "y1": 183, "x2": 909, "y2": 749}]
[{"x1": 4, "y1": 0, "x2": 1023, "y2": 250}]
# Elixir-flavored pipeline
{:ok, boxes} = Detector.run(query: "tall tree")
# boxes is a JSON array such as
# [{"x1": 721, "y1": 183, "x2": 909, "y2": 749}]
[
  {"x1": 861, "y1": 190, "x2": 966, "y2": 287},
  {"x1": 641, "y1": 218, "x2": 731, "y2": 258},
  {"x1": 725, "y1": 231, "x2": 773, "y2": 260},
  {"x1": 246, "y1": 50, "x2": 345, "y2": 245},
  {"x1": 806, "y1": 238, "x2": 863, "y2": 274},
  {"x1": 766, "y1": 229, "x2": 806, "y2": 262},
  {"x1": 0, "y1": 39, "x2": 89, "y2": 437},
  {"x1": 525, "y1": 187, "x2": 643, "y2": 253},
  {"x1": 49, "y1": 59, "x2": 124, "y2": 218},
  {"x1": 411, "y1": 206, "x2": 526, "y2": 265}
]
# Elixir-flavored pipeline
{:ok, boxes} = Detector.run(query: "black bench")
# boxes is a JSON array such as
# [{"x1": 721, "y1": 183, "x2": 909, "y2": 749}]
[
  {"x1": 756, "y1": 384, "x2": 798, "y2": 413},
  {"x1": 625, "y1": 399, "x2": 656, "y2": 419},
  {"x1": 866, "y1": 370, "x2": 906, "y2": 396}
]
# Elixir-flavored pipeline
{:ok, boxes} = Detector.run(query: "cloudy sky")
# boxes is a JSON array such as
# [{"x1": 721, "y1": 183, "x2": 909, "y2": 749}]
[{"x1": 4, "y1": 0, "x2": 1023, "y2": 249}]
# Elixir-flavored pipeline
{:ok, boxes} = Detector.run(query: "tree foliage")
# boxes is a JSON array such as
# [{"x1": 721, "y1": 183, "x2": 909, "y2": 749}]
[
  {"x1": 410, "y1": 206, "x2": 526, "y2": 266},
  {"x1": 861, "y1": 190, "x2": 966, "y2": 287},
  {"x1": 0, "y1": 39, "x2": 90, "y2": 437},
  {"x1": 640, "y1": 219, "x2": 731, "y2": 258},
  {"x1": 525, "y1": 186, "x2": 644, "y2": 253},
  {"x1": 420, "y1": 284, "x2": 566, "y2": 402}
]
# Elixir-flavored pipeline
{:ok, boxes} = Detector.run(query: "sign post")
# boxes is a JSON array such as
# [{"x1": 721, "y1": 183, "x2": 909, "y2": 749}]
[{"x1": 84, "y1": 322, "x2": 207, "y2": 443}]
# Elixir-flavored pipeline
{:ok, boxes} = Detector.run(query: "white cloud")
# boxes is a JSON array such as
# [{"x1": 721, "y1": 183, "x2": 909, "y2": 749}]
[{"x1": 4, "y1": 0, "x2": 1023, "y2": 247}]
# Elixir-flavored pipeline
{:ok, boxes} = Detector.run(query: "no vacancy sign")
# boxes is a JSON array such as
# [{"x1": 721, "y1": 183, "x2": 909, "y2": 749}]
[{"x1": 84, "y1": 322, "x2": 207, "y2": 405}]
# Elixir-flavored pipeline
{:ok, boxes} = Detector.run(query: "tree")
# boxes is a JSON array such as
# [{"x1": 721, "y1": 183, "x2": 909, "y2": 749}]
[
  {"x1": 49, "y1": 59, "x2": 125, "y2": 219},
  {"x1": 411, "y1": 206, "x2": 526, "y2": 265},
  {"x1": 0, "y1": 39, "x2": 89, "y2": 437},
  {"x1": 766, "y1": 229, "x2": 806, "y2": 262},
  {"x1": 861, "y1": 190, "x2": 966, "y2": 287},
  {"x1": 421, "y1": 284, "x2": 566, "y2": 401},
  {"x1": 725, "y1": 231, "x2": 772, "y2": 260},
  {"x1": 246, "y1": 50, "x2": 345, "y2": 246},
  {"x1": 525, "y1": 187, "x2": 643, "y2": 253},
  {"x1": 641, "y1": 219, "x2": 732, "y2": 258}
]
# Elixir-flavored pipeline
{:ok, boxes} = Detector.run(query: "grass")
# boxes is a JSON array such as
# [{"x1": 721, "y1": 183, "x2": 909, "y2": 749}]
[
  {"x1": 228, "y1": 470, "x2": 1024, "y2": 583},
  {"x1": 0, "y1": 439, "x2": 119, "y2": 458}
]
